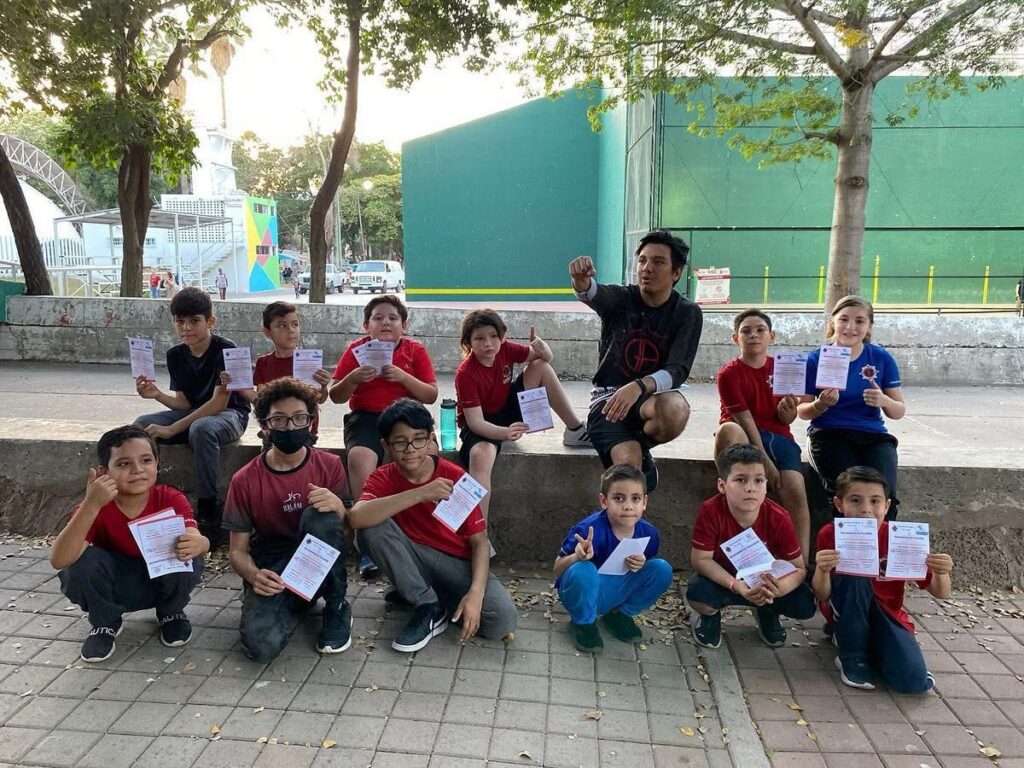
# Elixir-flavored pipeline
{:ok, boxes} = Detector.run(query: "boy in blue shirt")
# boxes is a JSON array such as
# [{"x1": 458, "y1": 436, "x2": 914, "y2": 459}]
[{"x1": 554, "y1": 465, "x2": 672, "y2": 653}]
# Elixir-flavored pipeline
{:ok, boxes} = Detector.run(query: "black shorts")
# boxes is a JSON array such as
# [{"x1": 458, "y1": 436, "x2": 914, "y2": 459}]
[
  {"x1": 344, "y1": 410, "x2": 386, "y2": 464},
  {"x1": 587, "y1": 390, "x2": 655, "y2": 467},
  {"x1": 458, "y1": 373, "x2": 525, "y2": 468}
]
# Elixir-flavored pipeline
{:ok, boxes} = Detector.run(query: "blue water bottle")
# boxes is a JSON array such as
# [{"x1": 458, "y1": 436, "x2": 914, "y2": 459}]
[{"x1": 440, "y1": 398, "x2": 457, "y2": 451}]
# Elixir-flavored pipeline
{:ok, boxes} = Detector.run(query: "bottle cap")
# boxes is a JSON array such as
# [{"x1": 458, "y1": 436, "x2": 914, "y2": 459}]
[{"x1": 441, "y1": 398, "x2": 456, "y2": 407}]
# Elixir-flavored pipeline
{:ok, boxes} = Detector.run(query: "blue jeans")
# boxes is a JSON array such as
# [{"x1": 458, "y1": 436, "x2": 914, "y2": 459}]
[
  {"x1": 134, "y1": 409, "x2": 246, "y2": 499},
  {"x1": 685, "y1": 573, "x2": 817, "y2": 619},
  {"x1": 830, "y1": 575, "x2": 932, "y2": 694},
  {"x1": 558, "y1": 559, "x2": 673, "y2": 625}
]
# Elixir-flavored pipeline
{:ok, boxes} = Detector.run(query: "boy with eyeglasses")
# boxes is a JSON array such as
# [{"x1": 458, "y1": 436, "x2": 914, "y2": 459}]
[
  {"x1": 223, "y1": 378, "x2": 352, "y2": 661},
  {"x1": 349, "y1": 398, "x2": 517, "y2": 653}
]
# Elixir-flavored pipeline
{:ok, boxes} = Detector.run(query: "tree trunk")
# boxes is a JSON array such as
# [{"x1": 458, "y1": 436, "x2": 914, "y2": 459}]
[
  {"x1": 825, "y1": 80, "x2": 874, "y2": 312},
  {"x1": 308, "y1": 6, "x2": 361, "y2": 304},
  {"x1": 0, "y1": 143, "x2": 52, "y2": 295},
  {"x1": 117, "y1": 144, "x2": 154, "y2": 297}
]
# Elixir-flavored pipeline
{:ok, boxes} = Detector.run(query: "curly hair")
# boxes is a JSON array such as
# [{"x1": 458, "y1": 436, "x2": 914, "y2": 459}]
[{"x1": 253, "y1": 377, "x2": 319, "y2": 424}]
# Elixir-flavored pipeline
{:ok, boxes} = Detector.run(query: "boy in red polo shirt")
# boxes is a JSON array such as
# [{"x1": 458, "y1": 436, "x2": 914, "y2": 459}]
[
  {"x1": 813, "y1": 466, "x2": 952, "y2": 692},
  {"x1": 714, "y1": 309, "x2": 809, "y2": 558},
  {"x1": 349, "y1": 399, "x2": 517, "y2": 653},
  {"x1": 49, "y1": 426, "x2": 207, "y2": 663},
  {"x1": 687, "y1": 444, "x2": 815, "y2": 649}
]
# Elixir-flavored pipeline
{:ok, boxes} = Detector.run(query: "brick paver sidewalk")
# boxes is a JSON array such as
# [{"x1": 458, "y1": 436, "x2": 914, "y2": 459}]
[
  {"x1": 0, "y1": 539, "x2": 738, "y2": 768},
  {"x1": 725, "y1": 586, "x2": 1024, "y2": 767}
]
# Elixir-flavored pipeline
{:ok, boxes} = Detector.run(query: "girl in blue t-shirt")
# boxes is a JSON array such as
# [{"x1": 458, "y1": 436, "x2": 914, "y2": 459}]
[{"x1": 797, "y1": 296, "x2": 906, "y2": 518}]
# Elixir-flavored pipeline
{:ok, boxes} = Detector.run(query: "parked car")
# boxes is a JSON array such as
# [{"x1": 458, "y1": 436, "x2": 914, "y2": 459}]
[
  {"x1": 350, "y1": 260, "x2": 405, "y2": 294},
  {"x1": 299, "y1": 265, "x2": 347, "y2": 294}
]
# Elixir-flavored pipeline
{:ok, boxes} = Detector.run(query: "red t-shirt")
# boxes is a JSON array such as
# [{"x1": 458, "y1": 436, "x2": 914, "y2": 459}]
[
  {"x1": 358, "y1": 457, "x2": 486, "y2": 560},
  {"x1": 691, "y1": 493, "x2": 802, "y2": 575},
  {"x1": 454, "y1": 341, "x2": 531, "y2": 427},
  {"x1": 77, "y1": 484, "x2": 195, "y2": 559},
  {"x1": 716, "y1": 357, "x2": 792, "y2": 439},
  {"x1": 331, "y1": 337, "x2": 436, "y2": 413},
  {"x1": 253, "y1": 352, "x2": 321, "y2": 435},
  {"x1": 816, "y1": 521, "x2": 933, "y2": 634},
  {"x1": 222, "y1": 448, "x2": 350, "y2": 559}
]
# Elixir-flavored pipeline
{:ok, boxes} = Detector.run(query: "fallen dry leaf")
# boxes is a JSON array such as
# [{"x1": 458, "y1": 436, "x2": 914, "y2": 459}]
[
  {"x1": 210, "y1": 725, "x2": 220, "y2": 735},
  {"x1": 252, "y1": 706, "x2": 264, "y2": 714},
  {"x1": 257, "y1": 737, "x2": 268, "y2": 744},
  {"x1": 519, "y1": 750, "x2": 534, "y2": 761},
  {"x1": 679, "y1": 727, "x2": 695, "y2": 737},
  {"x1": 585, "y1": 710, "x2": 603, "y2": 721},
  {"x1": 787, "y1": 703, "x2": 802, "y2": 711},
  {"x1": 322, "y1": 740, "x2": 336, "y2": 749},
  {"x1": 182, "y1": 662, "x2": 197, "y2": 673},
  {"x1": 980, "y1": 746, "x2": 1001, "y2": 759}
]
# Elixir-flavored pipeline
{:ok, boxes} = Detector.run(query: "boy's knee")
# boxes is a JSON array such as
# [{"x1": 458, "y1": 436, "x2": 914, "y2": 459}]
[
  {"x1": 240, "y1": 628, "x2": 290, "y2": 664},
  {"x1": 300, "y1": 507, "x2": 345, "y2": 539},
  {"x1": 714, "y1": 422, "x2": 747, "y2": 453},
  {"x1": 481, "y1": 592, "x2": 518, "y2": 639},
  {"x1": 643, "y1": 558, "x2": 673, "y2": 588},
  {"x1": 469, "y1": 442, "x2": 497, "y2": 465},
  {"x1": 62, "y1": 547, "x2": 116, "y2": 582},
  {"x1": 563, "y1": 560, "x2": 599, "y2": 587}
]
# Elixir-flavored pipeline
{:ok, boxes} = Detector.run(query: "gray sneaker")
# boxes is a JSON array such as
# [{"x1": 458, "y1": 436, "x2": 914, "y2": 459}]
[{"x1": 562, "y1": 424, "x2": 591, "y2": 448}]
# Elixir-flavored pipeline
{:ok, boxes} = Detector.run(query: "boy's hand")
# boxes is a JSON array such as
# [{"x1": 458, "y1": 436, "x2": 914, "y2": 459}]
[
  {"x1": 505, "y1": 422, "x2": 530, "y2": 441},
  {"x1": 453, "y1": 589, "x2": 483, "y2": 643},
  {"x1": 380, "y1": 364, "x2": 408, "y2": 383},
  {"x1": 348, "y1": 365, "x2": 378, "y2": 384},
  {"x1": 83, "y1": 468, "x2": 118, "y2": 509},
  {"x1": 527, "y1": 326, "x2": 550, "y2": 362},
  {"x1": 569, "y1": 256, "x2": 596, "y2": 281},
  {"x1": 816, "y1": 388, "x2": 839, "y2": 409},
  {"x1": 144, "y1": 424, "x2": 178, "y2": 441},
  {"x1": 252, "y1": 568, "x2": 285, "y2": 596},
  {"x1": 174, "y1": 529, "x2": 207, "y2": 560},
  {"x1": 136, "y1": 377, "x2": 161, "y2": 399},
  {"x1": 814, "y1": 548, "x2": 840, "y2": 573},
  {"x1": 625, "y1": 553, "x2": 646, "y2": 572},
  {"x1": 862, "y1": 379, "x2": 889, "y2": 407},
  {"x1": 777, "y1": 395, "x2": 798, "y2": 423},
  {"x1": 764, "y1": 459, "x2": 781, "y2": 493},
  {"x1": 601, "y1": 384, "x2": 641, "y2": 423},
  {"x1": 926, "y1": 552, "x2": 953, "y2": 576},
  {"x1": 573, "y1": 526, "x2": 595, "y2": 561},
  {"x1": 737, "y1": 581, "x2": 774, "y2": 606},
  {"x1": 421, "y1": 478, "x2": 454, "y2": 504},
  {"x1": 307, "y1": 483, "x2": 345, "y2": 515},
  {"x1": 312, "y1": 369, "x2": 331, "y2": 389}
]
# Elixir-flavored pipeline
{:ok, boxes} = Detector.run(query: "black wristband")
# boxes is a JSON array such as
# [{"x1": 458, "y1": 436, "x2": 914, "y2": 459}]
[{"x1": 634, "y1": 377, "x2": 648, "y2": 395}]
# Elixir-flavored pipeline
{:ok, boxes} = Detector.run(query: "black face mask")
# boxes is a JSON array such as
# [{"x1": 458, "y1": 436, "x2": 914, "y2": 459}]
[{"x1": 268, "y1": 427, "x2": 309, "y2": 455}]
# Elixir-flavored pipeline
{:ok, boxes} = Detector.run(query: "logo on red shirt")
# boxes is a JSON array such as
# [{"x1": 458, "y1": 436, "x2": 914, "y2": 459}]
[{"x1": 283, "y1": 492, "x2": 303, "y2": 513}]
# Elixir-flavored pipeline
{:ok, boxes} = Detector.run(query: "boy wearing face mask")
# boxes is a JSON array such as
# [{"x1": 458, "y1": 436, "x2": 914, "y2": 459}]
[{"x1": 223, "y1": 378, "x2": 353, "y2": 662}]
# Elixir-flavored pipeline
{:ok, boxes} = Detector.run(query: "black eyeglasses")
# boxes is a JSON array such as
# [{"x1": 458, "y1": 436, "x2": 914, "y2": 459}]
[
  {"x1": 388, "y1": 436, "x2": 430, "y2": 452},
  {"x1": 264, "y1": 413, "x2": 313, "y2": 430}
]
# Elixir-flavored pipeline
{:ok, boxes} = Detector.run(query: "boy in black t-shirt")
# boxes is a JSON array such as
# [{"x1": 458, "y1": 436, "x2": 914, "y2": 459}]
[{"x1": 134, "y1": 287, "x2": 250, "y2": 545}]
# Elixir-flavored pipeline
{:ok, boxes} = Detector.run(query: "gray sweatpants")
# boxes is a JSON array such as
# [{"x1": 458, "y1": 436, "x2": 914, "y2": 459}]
[{"x1": 356, "y1": 518, "x2": 517, "y2": 639}]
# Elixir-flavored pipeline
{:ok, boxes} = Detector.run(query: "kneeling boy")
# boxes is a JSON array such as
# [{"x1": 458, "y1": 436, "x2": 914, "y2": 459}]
[
  {"x1": 554, "y1": 464, "x2": 672, "y2": 653},
  {"x1": 813, "y1": 466, "x2": 951, "y2": 693},
  {"x1": 224, "y1": 379, "x2": 352, "y2": 662},
  {"x1": 50, "y1": 426, "x2": 207, "y2": 662},
  {"x1": 687, "y1": 444, "x2": 815, "y2": 648},
  {"x1": 350, "y1": 398, "x2": 517, "y2": 653}
]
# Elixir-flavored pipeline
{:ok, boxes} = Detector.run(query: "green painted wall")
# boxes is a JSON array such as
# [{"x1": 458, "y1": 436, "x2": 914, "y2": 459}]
[{"x1": 595, "y1": 102, "x2": 627, "y2": 282}]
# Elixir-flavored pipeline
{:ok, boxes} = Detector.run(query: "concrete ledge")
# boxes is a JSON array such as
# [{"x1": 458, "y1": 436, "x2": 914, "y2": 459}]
[{"x1": 2, "y1": 296, "x2": 1023, "y2": 384}]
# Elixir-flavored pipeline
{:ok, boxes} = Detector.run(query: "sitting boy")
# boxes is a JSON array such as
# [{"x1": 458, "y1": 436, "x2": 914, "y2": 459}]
[
  {"x1": 134, "y1": 287, "x2": 250, "y2": 544},
  {"x1": 349, "y1": 398, "x2": 517, "y2": 653},
  {"x1": 223, "y1": 378, "x2": 352, "y2": 662},
  {"x1": 687, "y1": 444, "x2": 815, "y2": 649},
  {"x1": 554, "y1": 464, "x2": 672, "y2": 653},
  {"x1": 813, "y1": 466, "x2": 952, "y2": 692},
  {"x1": 49, "y1": 426, "x2": 207, "y2": 662},
  {"x1": 714, "y1": 309, "x2": 809, "y2": 558}
]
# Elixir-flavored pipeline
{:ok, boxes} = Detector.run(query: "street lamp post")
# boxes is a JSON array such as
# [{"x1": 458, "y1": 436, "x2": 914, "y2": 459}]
[{"x1": 357, "y1": 179, "x2": 373, "y2": 260}]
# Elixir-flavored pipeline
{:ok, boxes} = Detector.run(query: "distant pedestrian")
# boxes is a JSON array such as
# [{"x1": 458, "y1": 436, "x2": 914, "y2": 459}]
[
  {"x1": 148, "y1": 271, "x2": 160, "y2": 299},
  {"x1": 1016, "y1": 273, "x2": 1023, "y2": 318},
  {"x1": 165, "y1": 271, "x2": 178, "y2": 299},
  {"x1": 216, "y1": 268, "x2": 228, "y2": 300}
]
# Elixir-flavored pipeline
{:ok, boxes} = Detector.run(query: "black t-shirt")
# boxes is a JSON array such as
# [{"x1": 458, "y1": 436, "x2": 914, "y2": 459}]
[
  {"x1": 167, "y1": 334, "x2": 251, "y2": 417},
  {"x1": 583, "y1": 283, "x2": 703, "y2": 389}
]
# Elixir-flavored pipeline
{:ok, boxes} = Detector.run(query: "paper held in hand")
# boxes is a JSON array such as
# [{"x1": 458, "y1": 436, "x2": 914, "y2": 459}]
[
  {"x1": 815, "y1": 345, "x2": 852, "y2": 390},
  {"x1": 517, "y1": 387, "x2": 554, "y2": 433},
  {"x1": 352, "y1": 340, "x2": 395, "y2": 373},
  {"x1": 293, "y1": 349, "x2": 324, "y2": 387},
  {"x1": 127, "y1": 509, "x2": 193, "y2": 579},
  {"x1": 129, "y1": 337, "x2": 157, "y2": 381},
  {"x1": 884, "y1": 522, "x2": 929, "y2": 580},
  {"x1": 223, "y1": 347, "x2": 254, "y2": 390},
  {"x1": 720, "y1": 528, "x2": 796, "y2": 588},
  {"x1": 834, "y1": 517, "x2": 880, "y2": 577},
  {"x1": 597, "y1": 537, "x2": 651, "y2": 576},
  {"x1": 280, "y1": 534, "x2": 342, "y2": 601},
  {"x1": 772, "y1": 352, "x2": 808, "y2": 396},
  {"x1": 432, "y1": 474, "x2": 488, "y2": 533}
]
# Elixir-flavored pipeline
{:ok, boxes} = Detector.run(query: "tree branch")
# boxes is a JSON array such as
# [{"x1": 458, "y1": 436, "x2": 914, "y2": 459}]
[
  {"x1": 155, "y1": 5, "x2": 239, "y2": 93},
  {"x1": 778, "y1": 0, "x2": 851, "y2": 79},
  {"x1": 772, "y1": 1, "x2": 843, "y2": 26},
  {"x1": 862, "y1": 8, "x2": 914, "y2": 73}
]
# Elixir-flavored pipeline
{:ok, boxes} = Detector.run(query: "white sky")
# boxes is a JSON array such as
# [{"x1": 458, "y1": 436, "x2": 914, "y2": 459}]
[{"x1": 182, "y1": 9, "x2": 531, "y2": 151}]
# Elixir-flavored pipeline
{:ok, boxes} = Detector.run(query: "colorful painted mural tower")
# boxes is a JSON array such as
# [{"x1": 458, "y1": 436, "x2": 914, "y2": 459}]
[{"x1": 245, "y1": 196, "x2": 280, "y2": 291}]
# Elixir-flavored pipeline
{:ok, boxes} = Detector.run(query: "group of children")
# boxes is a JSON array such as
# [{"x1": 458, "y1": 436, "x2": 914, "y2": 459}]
[{"x1": 50, "y1": 283, "x2": 951, "y2": 697}]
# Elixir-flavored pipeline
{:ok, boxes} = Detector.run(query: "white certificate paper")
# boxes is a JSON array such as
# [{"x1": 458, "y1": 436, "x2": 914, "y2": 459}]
[
  {"x1": 772, "y1": 353, "x2": 808, "y2": 396},
  {"x1": 128, "y1": 511, "x2": 192, "y2": 579},
  {"x1": 352, "y1": 340, "x2": 395, "y2": 373},
  {"x1": 721, "y1": 528, "x2": 774, "y2": 573},
  {"x1": 432, "y1": 473, "x2": 488, "y2": 533},
  {"x1": 223, "y1": 347, "x2": 254, "y2": 390},
  {"x1": 517, "y1": 387, "x2": 554, "y2": 433},
  {"x1": 281, "y1": 534, "x2": 341, "y2": 601},
  {"x1": 834, "y1": 517, "x2": 881, "y2": 577},
  {"x1": 293, "y1": 349, "x2": 323, "y2": 387},
  {"x1": 597, "y1": 537, "x2": 651, "y2": 576},
  {"x1": 815, "y1": 345, "x2": 852, "y2": 390},
  {"x1": 129, "y1": 337, "x2": 157, "y2": 381},
  {"x1": 885, "y1": 522, "x2": 929, "y2": 581}
]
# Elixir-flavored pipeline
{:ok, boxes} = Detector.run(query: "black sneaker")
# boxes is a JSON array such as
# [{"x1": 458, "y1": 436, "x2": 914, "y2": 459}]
[
  {"x1": 692, "y1": 611, "x2": 722, "y2": 649},
  {"x1": 641, "y1": 450, "x2": 659, "y2": 494},
  {"x1": 600, "y1": 610, "x2": 642, "y2": 643},
  {"x1": 317, "y1": 600, "x2": 353, "y2": 654},
  {"x1": 392, "y1": 601, "x2": 448, "y2": 653},
  {"x1": 568, "y1": 621, "x2": 604, "y2": 653},
  {"x1": 834, "y1": 655, "x2": 875, "y2": 690},
  {"x1": 384, "y1": 588, "x2": 412, "y2": 608},
  {"x1": 755, "y1": 607, "x2": 786, "y2": 647},
  {"x1": 81, "y1": 620, "x2": 123, "y2": 662},
  {"x1": 358, "y1": 553, "x2": 381, "y2": 580},
  {"x1": 158, "y1": 613, "x2": 193, "y2": 647}
]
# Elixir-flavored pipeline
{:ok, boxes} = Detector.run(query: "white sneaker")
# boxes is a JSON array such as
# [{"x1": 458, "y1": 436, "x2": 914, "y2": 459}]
[{"x1": 562, "y1": 424, "x2": 591, "y2": 448}]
